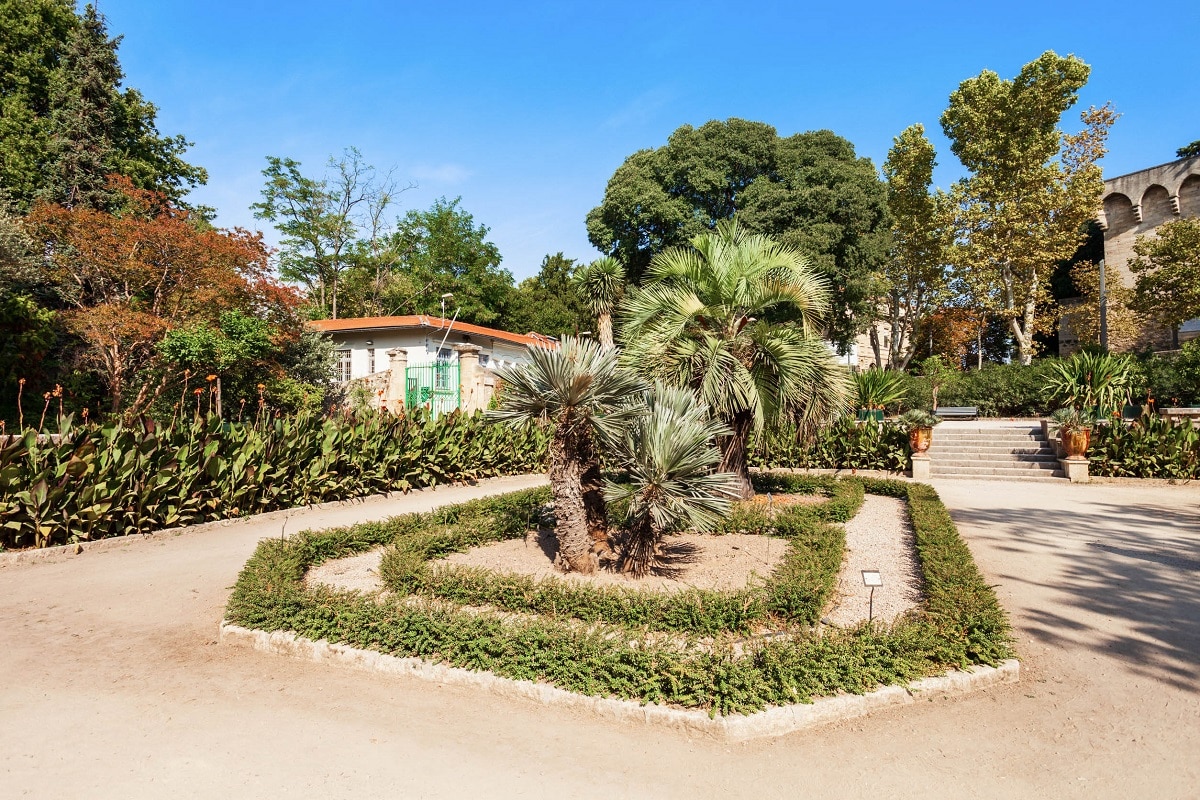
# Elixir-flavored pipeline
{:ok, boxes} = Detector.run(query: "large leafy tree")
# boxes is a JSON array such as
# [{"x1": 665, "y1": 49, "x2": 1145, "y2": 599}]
[
  {"x1": 27, "y1": 178, "x2": 276, "y2": 414},
  {"x1": 619, "y1": 220, "x2": 851, "y2": 499},
  {"x1": 503, "y1": 253, "x2": 590, "y2": 336},
  {"x1": 571, "y1": 256, "x2": 625, "y2": 349},
  {"x1": 876, "y1": 124, "x2": 950, "y2": 370},
  {"x1": 586, "y1": 119, "x2": 890, "y2": 347},
  {"x1": 1130, "y1": 217, "x2": 1200, "y2": 347},
  {"x1": 941, "y1": 51, "x2": 1115, "y2": 365},
  {"x1": 0, "y1": 1, "x2": 205, "y2": 211},
  {"x1": 490, "y1": 337, "x2": 645, "y2": 573},
  {"x1": 383, "y1": 197, "x2": 515, "y2": 327},
  {"x1": 253, "y1": 148, "x2": 393, "y2": 319},
  {"x1": 1177, "y1": 140, "x2": 1200, "y2": 159}
]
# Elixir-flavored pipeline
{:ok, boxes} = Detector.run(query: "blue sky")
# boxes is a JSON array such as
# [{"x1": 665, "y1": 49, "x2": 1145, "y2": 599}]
[{"x1": 100, "y1": 0, "x2": 1200, "y2": 281}]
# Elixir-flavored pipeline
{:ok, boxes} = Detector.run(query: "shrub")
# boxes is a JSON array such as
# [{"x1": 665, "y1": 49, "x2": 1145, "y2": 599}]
[
  {"x1": 226, "y1": 478, "x2": 1013, "y2": 716},
  {"x1": 0, "y1": 408, "x2": 548, "y2": 549},
  {"x1": 751, "y1": 417, "x2": 909, "y2": 472},
  {"x1": 1089, "y1": 416, "x2": 1200, "y2": 479}
]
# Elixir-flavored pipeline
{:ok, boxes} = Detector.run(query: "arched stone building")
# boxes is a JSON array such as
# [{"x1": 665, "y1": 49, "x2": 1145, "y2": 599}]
[{"x1": 1096, "y1": 154, "x2": 1200, "y2": 348}]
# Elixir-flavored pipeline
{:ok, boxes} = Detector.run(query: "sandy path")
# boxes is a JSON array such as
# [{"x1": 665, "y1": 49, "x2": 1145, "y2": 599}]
[{"x1": 2, "y1": 475, "x2": 1198, "y2": 798}]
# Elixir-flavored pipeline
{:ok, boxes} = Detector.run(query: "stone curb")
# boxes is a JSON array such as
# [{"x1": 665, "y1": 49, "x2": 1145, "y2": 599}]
[
  {"x1": 0, "y1": 475, "x2": 546, "y2": 567},
  {"x1": 219, "y1": 622, "x2": 1019, "y2": 742}
]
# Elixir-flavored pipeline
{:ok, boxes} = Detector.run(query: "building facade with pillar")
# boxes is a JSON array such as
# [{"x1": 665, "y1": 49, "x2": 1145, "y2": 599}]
[
  {"x1": 1097, "y1": 154, "x2": 1200, "y2": 348},
  {"x1": 307, "y1": 315, "x2": 555, "y2": 414}
]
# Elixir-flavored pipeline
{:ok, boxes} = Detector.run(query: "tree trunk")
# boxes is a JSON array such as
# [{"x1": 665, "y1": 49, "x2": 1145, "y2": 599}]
[
  {"x1": 869, "y1": 326, "x2": 882, "y2": 369},
  {"x1": 718, "y1": 409, "x2": 755, "y2": 500},
  {"x1": 598, "y1": 312, "x2": 614, "y2": 351},
  {"x1": 548, "y1": 428, "x2": 597, "y2": 573},
  {"x1": 580, "y1": 454, "x2": 612, "y2": 559}
]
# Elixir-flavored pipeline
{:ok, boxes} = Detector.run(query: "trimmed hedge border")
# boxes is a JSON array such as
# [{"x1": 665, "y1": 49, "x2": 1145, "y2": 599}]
[{"x1": 225, "y1": 475, "x2": 1012, "y2": 716}]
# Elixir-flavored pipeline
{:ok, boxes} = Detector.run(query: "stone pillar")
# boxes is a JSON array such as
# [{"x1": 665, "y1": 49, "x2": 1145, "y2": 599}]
[
  {"x1": 385, "y1": 348, "x2": 408, "y2": 413},
  {"x1": 454, "y1": 344, "x2": 485, "y2": 413},
  {"x1": 910, "y1": 453, "x2": 931, "y2": 481},
  {"x1": 1059, "y1": 457, "x2": 1089, "y2": 483}
]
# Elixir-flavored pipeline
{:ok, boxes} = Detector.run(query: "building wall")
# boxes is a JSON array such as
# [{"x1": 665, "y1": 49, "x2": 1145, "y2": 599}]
[
  {"x1": 326, "y1": 327, "x2": 533, "y2": 382},
  {"x1": 1098, "y1": 155, "x2": 1200, "y2": 349}
]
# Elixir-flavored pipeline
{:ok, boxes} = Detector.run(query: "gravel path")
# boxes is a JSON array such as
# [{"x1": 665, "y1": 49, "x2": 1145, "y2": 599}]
[{"x1": 826, "y1": 494, "x2": 924, "y2": 626}]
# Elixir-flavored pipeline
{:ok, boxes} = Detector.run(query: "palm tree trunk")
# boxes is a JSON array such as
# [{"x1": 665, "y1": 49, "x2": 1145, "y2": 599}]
[
  {"x1": 548, "y1": 428, "x2": 598, "y2": 573},
  {"x1": 718, "y1": 409, "x2": 756, "y2": 500},
  {"x1": 580, "y1": 454, "x2": 612, "y2": 558},
  {"x1": 598, "y1": 312, "x2": 614, "y2": 351}
]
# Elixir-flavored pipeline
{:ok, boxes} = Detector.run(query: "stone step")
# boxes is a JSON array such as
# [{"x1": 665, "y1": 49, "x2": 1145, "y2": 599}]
[
  {"x1": 931, "y1": 446, "x2": 1055, "y2": 456},
  {"x1": 933, "y1": 427, "x2": 1041, "y2": 435},
  {"x1": 931, "y1": 470, "x2": 1067, "y2": 481},
  {"x1": 933, "y1": 458, "x2": 1060, "y2": 469},
  {"x1": 930, "y1": 465, "x2": 1066, "y2": 479}
]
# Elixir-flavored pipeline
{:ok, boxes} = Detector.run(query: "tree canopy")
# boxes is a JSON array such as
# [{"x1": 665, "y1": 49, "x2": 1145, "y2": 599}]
[
  {"x1": 941, "y1": 51, "x2": 1114, "y2": 365},
  {"x1": 0, "y1": 1, "x2": 205, "y2": 211},
  {"x1": 586, "y1": 118, "x2": 890, "y2": 346},
  {"x1": 1177, "y1": 140, "x2": 1200, "y2": 159},
  {"x1": 1130, "y1": 217, "x2": 1200, "y2": 339}
]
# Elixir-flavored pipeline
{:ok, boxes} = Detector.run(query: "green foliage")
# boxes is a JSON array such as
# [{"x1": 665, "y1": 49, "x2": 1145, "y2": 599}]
[
  {"x1": 1136, "y1": 341, "x2": 1200, "y2": 407},
  {"x1": 1177, "y1": 140, "x2": 1200, "y2": 159},
  {"x1": 0, "y1": 1, "x2": 205, "y2": 211},
  {"x1": 1089, "y1": 416, "x2": 1200, "y2": 479},
  {"x1": 751, "y1": 418, "x2": 910, "y2": 472},
  {"x1": 586, "y1": 119, "x2": 890, "y2": 346},
  {"x1": 898, "y1": 409, "x2": 940, "y2": 430},
  {"x1": 504, "y1": 253, "x2": 591, "y2": 337},
  {"x1": 226, "y1": 478, "x2": 1011, "y2": 716},
  {"x1": 1129, "y1": 217, "x2": 1200, "y2": 334},
  {"x1": 0, "y1": 408, "x2": 547, "y2": 549},
  {"x1": 853, "y1": 368, "x2": 908, "y2": 410},
  {"x1": 936, "y1": 361, "x2": 1060, "y2": 417},
  {"x1": 1044, "y1": 350, "x2": 1139, "y2": 414}
]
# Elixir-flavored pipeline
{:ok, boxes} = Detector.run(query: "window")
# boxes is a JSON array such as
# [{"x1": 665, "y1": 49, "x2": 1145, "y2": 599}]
[
  {"x1": 367, "y1": 348, "x2": 375, "y2": 374},
  {"x1": 336, "y1": 350, "x2": 352, "y2": 383},
  {"x1": 478, "y1": 353, "x2": 490, "y2": 368},
  {"x1": 437, "y1": 347, "x2": 452, "y2": 362}
]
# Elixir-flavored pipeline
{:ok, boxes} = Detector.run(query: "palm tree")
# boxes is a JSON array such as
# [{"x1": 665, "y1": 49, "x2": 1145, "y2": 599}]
[
  {"x1": 620, "y1": 220, "x2": 852, "y2": 499},
  {"x1": 489, "y1": 336, "x2": 644, "y2": 573},
  {"x1": 572, "y1": 256, "x2": 625, "y2": 350},
  {"x1": 606, "y1": 383, "x2": 739, "y2": 577}
]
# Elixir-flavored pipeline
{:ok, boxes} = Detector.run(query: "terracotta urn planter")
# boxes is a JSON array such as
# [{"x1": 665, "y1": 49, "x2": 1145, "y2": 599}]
[
  {"x1": 1061, "y1": 427, "x2": 1091, "y2": 459},
  {"x1": 909, "y1": 426, "x2": 933, "y2": 453}
]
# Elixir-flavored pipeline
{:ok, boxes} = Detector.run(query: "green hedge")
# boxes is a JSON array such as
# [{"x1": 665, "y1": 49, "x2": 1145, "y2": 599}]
[
  {"x1": 0, "y1": 408, "x2": 548, "y2": 549},
  {"x1": 226, "y1": 476, "x2": 1013, "y2": 716},
  {"x1": 750, "y1": 418, "x2": 909, "y2": 472}
]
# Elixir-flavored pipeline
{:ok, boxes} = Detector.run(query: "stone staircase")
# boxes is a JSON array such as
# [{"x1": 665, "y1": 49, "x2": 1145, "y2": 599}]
[{"x1": 929, "y1": 424, "x2": 1065, "y2": 480}]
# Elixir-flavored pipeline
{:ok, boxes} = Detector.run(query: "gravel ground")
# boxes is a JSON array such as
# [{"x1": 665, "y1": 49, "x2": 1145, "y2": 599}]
[
  {"x1": 826, "y1": 494, "x2": 924, "y2": 627},
  {"x1": 307, "y1": 529, "x2": 786, "y2": 594}
]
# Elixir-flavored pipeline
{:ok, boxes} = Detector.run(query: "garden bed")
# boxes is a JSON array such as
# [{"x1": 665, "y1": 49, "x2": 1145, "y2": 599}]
[{"x1": 225, "y1": 474, "x2": 1013, "y2": 718}]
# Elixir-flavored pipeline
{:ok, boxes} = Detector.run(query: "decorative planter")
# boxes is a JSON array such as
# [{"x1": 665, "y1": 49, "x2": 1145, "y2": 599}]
[
  {"x1": 1061, "y1": 427, "x2": 1091, "y2": 459},
  {"x1": 856, "y1": 409, "x2": 884, "y2": 423},
  {"x1": 909, "y1": 426, "x2": 933, "y2": 453}
]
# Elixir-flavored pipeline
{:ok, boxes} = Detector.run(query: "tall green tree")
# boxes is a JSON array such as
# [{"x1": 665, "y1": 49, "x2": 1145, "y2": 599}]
[
  {"x1": 1130, "y1": 217, "x2": 1200, "y2": 346},
  {"x1": 253, "y1": 148, "x2": 391, "y2": 319},
  {"x1": 572, "y1": 255, "x2": 625, "y2": 350},
  {"x1": 504, "y1": 253, "x2": 590, "y2": 336},
  {"x1": 586, "y1": 119, "x2": 890, "y2": 347},
  {"x1": 941, "y1": 51, "x2": 1115, "y2": 365},
  {"x1": 619, "y1": 220, "x2": 851, "y2": 499},
  {"x1": 384, "y1": 197, "x2": 515, "y2": 327},
  {"x1": 1177, "y1": 140, "x2": 1200, "y2": 159},
  {"x1": 0, "y1": 2, "x2": 204, "y2": 211},
  {"x1": 876, "y1": 124, "x2": 950, "y2": 370}
]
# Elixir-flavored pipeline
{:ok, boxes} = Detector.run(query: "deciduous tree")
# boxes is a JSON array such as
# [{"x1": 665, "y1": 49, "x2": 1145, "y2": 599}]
[
  {"x1": 941, "y1": 51, "x2": 1115, "y2": 364},
  {"x1": 1130, "y1": 217, "x2": 1200, "y2": 346}
]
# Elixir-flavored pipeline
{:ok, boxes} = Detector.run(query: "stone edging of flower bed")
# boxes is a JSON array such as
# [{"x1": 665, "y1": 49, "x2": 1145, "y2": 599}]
[{"x1": 219, "y1": 621, "x2": 1019, "y2": 741}]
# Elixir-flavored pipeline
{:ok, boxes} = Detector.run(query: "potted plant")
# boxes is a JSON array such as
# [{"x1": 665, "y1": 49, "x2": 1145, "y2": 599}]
[
  {"x1": 852, "y1": 368, "x2": 907, "y2": 423},
  {"x1": 899, "y1": 409, "x2": 941, "y2": 453},
  {"x1": 1049, "y1": 407, "x2": 1094, "y2": 459}
]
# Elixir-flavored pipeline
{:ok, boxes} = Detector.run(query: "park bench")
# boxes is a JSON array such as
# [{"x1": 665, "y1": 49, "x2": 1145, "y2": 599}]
[{"x1": 934, "y1": 406, "x2": 978, "y2": 420}]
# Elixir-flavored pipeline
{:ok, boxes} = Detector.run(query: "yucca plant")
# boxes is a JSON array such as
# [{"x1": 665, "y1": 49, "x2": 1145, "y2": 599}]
[
  {"x1": 619, "y1": 219, "x2": 852, "y2": 499},
  {"x1": 489, "y1": 336, "x2": 646, "y2": 573},
  {"x1": 572, "y1": 256, "x2": 626, "y2": 351},
  {"x1": 605, "y1": 384, "x2": 738, "y2": 577},
  {"x1": 1045, "y1": 350, "x2": 1139, "y2": 415},
  {"x1": 853, "y1": 367, "x2": 909, "y2": 411}
]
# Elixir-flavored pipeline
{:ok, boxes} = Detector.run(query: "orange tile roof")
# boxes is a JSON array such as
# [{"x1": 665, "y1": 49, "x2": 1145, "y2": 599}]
[{"x1": 306, "y1": 315, "x2": 555, "y2": 348}]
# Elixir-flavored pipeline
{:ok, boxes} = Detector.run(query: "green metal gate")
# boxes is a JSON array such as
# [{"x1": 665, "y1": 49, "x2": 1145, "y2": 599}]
[{"x1": 405, "y1": 361, "x2": 461, "y2": 417}]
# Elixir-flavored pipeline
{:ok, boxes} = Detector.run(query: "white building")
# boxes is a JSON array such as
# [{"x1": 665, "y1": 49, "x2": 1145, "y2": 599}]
[{"x1": 308, "y1": 314, "x2": 552, "y2": 383}]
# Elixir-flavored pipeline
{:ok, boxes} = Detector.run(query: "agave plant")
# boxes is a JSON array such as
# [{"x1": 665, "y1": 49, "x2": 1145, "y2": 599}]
[
  {"x1": 605, "y1": 383, "x2": 738, "y2": 578},
  {"x1": 897, "y1": 408, "x2": 941, "y2": 431},
  {"x1": 489, "y1": 336, "x2": 645, "y2": 573}
]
